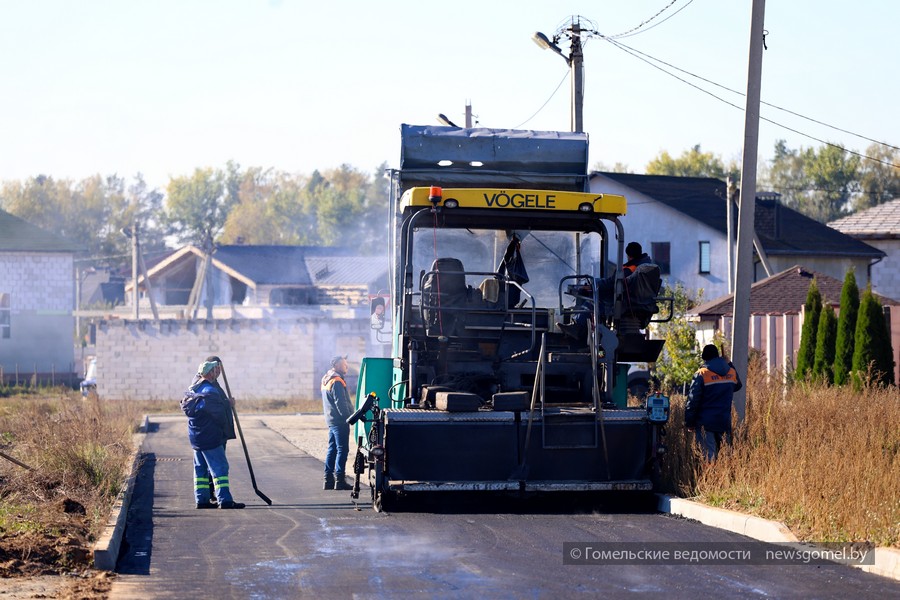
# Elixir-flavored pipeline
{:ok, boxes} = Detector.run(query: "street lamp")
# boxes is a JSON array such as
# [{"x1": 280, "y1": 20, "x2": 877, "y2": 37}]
[
  {"x1": 532, "y1": 16, "x2": 598, "y2": 133},
  {"x1": 531, "y1": 32, "x2": 569, "y2": 64}
]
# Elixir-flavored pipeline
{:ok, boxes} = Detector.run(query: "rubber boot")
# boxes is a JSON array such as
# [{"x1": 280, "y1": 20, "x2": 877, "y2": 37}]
[
  {"x1": 323, "y1": 473, "x2": 335, "y2": 490},
  {"x1": 333, "y1": 474, "x2": 352, "y2": 490}
]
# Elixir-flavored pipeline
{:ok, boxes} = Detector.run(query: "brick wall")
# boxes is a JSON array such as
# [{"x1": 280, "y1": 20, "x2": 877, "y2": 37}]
[
  {"x1": 0, "y1": 252, "x2": 74, "y2": 310},
  {"x1": 95, "y1": 316, "x2": 371, "y2": 401}
]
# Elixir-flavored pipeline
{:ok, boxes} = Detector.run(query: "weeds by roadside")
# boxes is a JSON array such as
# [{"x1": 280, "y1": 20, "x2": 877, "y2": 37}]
[
  {"x1": 661, "y1": 356, "x2": 900, "y2": 548},
  {"x1": 0, "y1": 389, "x2": 141, "y2": 577}
]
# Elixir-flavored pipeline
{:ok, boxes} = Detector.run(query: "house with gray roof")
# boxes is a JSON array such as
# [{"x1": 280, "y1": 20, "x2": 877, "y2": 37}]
[
  {"x1": 829, "y1": 198, "x2": 900, "y2": 301},
  {"x1": 126, "y1": 245, "x2": 390, "y2": 315},
  {"x1": 590, "y1": 173, "x2": 885, "y2": 302},
  {"x1": 0, "y1": 209, "x2": 81, "y2": 383}
]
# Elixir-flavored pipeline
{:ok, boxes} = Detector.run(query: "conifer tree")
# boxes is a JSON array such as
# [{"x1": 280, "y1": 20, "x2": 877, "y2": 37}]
[
  {"x1": 812, "y1": 303, "x2": 837, "y2": 384},
  {"x1": 852, "y1": 287, "x2": 896, "y2": 388},
  {"x1": 833, "y1": 269, "x2": 859, "y2": 385},
  {"x1": 794, "y1": 280, "x2": 821, "y2": 379}
]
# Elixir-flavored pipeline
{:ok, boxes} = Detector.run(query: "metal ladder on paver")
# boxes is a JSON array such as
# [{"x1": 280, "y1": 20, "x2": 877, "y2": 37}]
[{"x1": 539, "y1": 331, "x2": 599, "y2": 451}]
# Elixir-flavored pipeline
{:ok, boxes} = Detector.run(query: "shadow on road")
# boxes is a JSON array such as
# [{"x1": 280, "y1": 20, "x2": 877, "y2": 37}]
[
  {"x1": 374, "y1": 490, "x2": 659, "y2": 516},
  {"x1": 115, "y1": 453, "x2": 156, "y2": 575}
]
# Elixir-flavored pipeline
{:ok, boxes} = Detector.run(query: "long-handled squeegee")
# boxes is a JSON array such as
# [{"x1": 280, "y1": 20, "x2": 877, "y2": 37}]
[{"x1": 219, "y1": 363, "x2": 273, "y2": 505}]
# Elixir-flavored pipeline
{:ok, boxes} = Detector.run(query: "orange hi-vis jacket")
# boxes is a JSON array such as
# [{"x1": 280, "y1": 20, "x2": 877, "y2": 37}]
[{"x1": 321, "y1": 369, "x2": 353, "y2": 427}]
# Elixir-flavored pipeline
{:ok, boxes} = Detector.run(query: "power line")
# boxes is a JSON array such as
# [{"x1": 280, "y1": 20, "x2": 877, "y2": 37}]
[
  {"x1": 607, "y1": 38, "x2": 900, "y2": 153},
  {"x1": 609, "y1": 0, "x2": 695, "y2": 40},
  {"x1": 513, "y1": 70, "x2": 569, "y2": 129},
  {"x1": 602, "y1": 37, "x2": 900, "y2": 169}
]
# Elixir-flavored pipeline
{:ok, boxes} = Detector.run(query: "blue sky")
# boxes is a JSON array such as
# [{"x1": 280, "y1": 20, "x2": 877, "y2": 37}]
[{"x1": 1, "y1": 0, "x2": 896, "y2": 189}]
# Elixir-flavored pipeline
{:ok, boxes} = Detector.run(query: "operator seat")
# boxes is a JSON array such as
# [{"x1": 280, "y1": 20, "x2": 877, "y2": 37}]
[{"x1": 422, "y1": 257, "x2": 468, "y2": 337}]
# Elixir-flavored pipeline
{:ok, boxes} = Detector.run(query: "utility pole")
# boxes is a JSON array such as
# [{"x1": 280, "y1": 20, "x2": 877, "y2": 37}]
[
  {"x1": 136, "y1": 232, "x2": 159, "y2": 322},
  {"x1": 731, "y1": 0, "x2": 767, "y2": 422},
  {"x1": 727, "y1": 177, "x2": 736, "y2": 294},
  {"x1": 532, "y1": 16, "x2": 594, "y2": 134},
  {"x1": 569, "y1": 21, "x2": 584, "y2": 133},
  {"x1": 131, "y1": 225, "x2": 139, "y2": 320}
]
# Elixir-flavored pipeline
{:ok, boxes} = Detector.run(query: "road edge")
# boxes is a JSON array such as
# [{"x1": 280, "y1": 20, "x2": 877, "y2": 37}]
[
  {"x1": 657, "y1": 494, "x2": 899, "y2": 581},
  {"x1": 92, "y1": 414, "x2": 149, "y2": 571}
]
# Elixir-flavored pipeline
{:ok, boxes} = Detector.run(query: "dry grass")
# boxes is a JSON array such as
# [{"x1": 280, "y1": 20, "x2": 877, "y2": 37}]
[
  {"x1": 661, "y1": 357, "x2": 900, "y2": 548},
  {"x1": 0, "y1": 389, "x2": 141, "y2": 575}
]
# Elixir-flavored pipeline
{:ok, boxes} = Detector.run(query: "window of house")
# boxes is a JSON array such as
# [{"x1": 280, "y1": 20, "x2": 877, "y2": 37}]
[
  {"x1": 651, "y1": 242, "x2": 671, "y2": 275},
  {"x1": 0, "y1": 293, "x2": 10, "y2": 339},
  {"x1": 269, "y1": 288, "x2": 309, "y2": 306},
  {"x1": 699, "y1": 241, "x2": 711, "y2": 274}
]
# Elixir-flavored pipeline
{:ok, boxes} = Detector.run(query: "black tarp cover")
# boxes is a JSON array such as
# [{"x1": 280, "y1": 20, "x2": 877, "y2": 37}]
[{"x1": 399, "y1": 125, "x2": 589, "y2": 192}]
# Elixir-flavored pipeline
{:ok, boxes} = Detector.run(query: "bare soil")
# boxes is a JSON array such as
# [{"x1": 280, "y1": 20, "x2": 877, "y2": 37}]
[{"x1": 0, "y1": 510, "x2": 112, "y2": 599}]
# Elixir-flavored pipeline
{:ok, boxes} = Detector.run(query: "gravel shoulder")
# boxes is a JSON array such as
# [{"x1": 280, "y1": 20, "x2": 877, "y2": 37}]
[{"x1": 259, "y1": 413, "x2": 359, "y2": 473}]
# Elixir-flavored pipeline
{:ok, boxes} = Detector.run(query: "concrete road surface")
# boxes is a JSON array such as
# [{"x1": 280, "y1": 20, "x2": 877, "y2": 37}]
[{"x1": 109, "y1": 416, "x2": 900, "y2": 599}]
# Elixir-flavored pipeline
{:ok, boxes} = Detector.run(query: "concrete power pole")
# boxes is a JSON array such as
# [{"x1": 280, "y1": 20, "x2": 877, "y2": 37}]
[
  {"x1": 727, "y1": 177, "x2": 736, "y2": 294},
  {"x1": 569, "y1": 22, "x2": 584, "y2": 133},
  {"x1": 730, "y1": 0, "x2": 767, "y2": 422},
  {"x1": 131, "y1": 225, "x2": 139, "y2": 320}
]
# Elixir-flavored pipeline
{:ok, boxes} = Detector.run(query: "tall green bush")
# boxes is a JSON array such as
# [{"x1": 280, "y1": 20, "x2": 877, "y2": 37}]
[
  {"x1": 812, "y1": 303, "x2": 837, "y2": 384},
  {"x1": 654, "y1": 283, "x2": 703, "y2": 392},
  {"x1": 795, "y1": 280, "x2": 822, "y2": 379},
  {"x1": 852, "y1": 287, "x2": 895, "y2": 388},
  {"x1": 833, "y1": 269, "x2": 859, "y2": 385}
]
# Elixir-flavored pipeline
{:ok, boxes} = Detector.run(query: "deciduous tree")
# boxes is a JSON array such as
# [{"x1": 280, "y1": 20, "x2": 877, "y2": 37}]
[
  {"x1": 0, "y1": 174, "x2": 166, "y2": 261},
  {"x1": 855, "y1": 144, "x2": 900, "y2": 211},
  {"x1": 653, "y1": 283, "x2": 704, "y2": 392},
  {"x1": 165, "y1": 167, "x2": 231, "y2": 245},
  {"x1": 761, "y1": 140, "x2": 860, "y2": 222},
  {"x1": 645, "y1": 145, "x2": 737, "y2": 180}
]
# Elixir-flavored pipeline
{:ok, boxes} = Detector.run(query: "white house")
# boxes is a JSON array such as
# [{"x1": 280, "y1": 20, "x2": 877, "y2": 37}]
[
  {"x1": 0, "y1": 209, "x2": 80, "y2": 383},
  {"x1": 590, "y1": 172, "x2": 885, "y2": 301},
  {"x1": 829, "y1": 198, "x2": 900, "y2": 301}
]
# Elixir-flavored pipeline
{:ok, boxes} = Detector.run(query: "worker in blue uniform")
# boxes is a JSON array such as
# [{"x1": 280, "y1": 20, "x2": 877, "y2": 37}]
[
  {"x1": 182, "y1": 359, "x2": 245, "y2": 509},
  {"x1": 684, "y1": 345, "x2": 742, "y2": 461}
]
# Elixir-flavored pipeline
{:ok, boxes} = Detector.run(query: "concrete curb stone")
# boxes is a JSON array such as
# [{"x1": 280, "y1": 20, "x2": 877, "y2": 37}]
[
  {"x1": 657, "y1": 494, "x2": 899, "y2": 581},
  {"x1": 92, "y1": 415, "x2": 149, "y2": 571}
]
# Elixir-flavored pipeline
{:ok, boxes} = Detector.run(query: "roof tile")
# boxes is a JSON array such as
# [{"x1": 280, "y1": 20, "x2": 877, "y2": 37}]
[{"x1": 691, "y1": 265, "x2": 899, "y2": 318}]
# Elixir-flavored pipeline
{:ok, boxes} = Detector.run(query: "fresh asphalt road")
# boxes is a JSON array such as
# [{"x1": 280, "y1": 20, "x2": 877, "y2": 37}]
[{"x1": 109, "y1": 416, "x2": 899, "y2": 599}]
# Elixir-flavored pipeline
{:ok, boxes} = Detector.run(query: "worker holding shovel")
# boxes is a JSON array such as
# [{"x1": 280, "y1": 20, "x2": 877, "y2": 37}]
[
  {"x1": 187, "y1": 355, "x2": 235, "y2": 507},
  {"x1": 181, "y1": 359, "x2": 245, "y2": 509}
]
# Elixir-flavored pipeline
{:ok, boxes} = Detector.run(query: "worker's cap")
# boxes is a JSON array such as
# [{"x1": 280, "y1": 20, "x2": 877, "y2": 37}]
[
  {"x1": 701, "y1": 344, "x2": 720, "y2": 361},
  {"x1": 330, "y1": 355, "x2": 348, "y2": 368},
  {"x1": 625, "y1": 242, "x2": 642, "y2": 258},
  {"x1": 198, "y1": 360, "x2": 220, "y2": 376}
]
